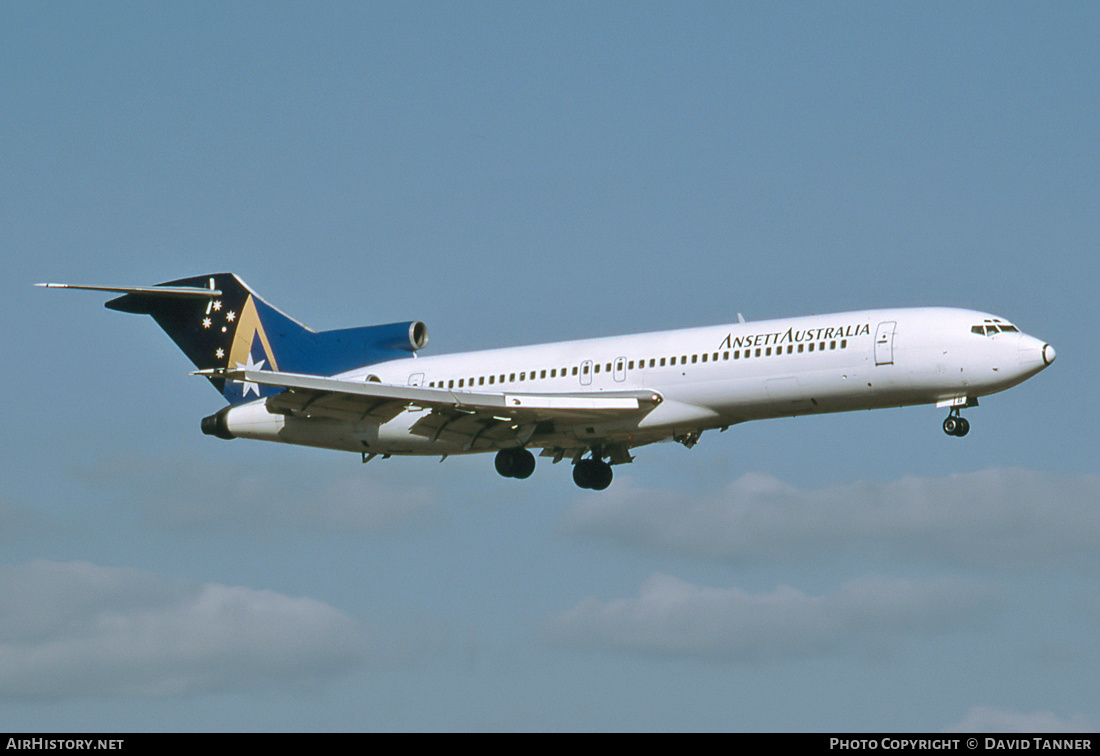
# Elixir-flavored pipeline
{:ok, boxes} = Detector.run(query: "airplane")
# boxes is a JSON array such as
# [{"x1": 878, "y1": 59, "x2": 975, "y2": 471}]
[{"x1": 38, "y1": 273, "x2": 1055, "y2": 489}]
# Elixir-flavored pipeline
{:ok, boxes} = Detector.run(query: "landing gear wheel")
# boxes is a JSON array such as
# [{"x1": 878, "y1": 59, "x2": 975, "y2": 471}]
[
  {"x1": 573, "y1": 458, "x2": 613, "y2": 490},
  {"x1": 494, "y1": 449, "x2": 515, "y2": 477},
  {"x1": 943, "y1": 415, "x2": 970, "y2": 437},
  {"x1": 573, "y1": 460, "x2": 594, "y2": 489},
  {"x1": 495, "y1": 448, "x2": 536, "y2": 479},
  {"x1": 591, "y1": 462, "x2": 613, "y2": 490},
  {"x1": 512, "y1": 448, "x2": 536, "y2": 478}
]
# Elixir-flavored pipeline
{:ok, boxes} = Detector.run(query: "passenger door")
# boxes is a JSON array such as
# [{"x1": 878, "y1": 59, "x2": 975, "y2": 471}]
[{"x1": 875, "y1": 321, "x2": 896, "y2": 366}]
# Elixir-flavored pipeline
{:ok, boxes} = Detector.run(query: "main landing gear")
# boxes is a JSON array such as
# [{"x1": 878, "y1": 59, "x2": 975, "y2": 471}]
[
  {"x1": 942, "y1": 409, "x2": 970, "y2": 437},
  {"x1": 573, "y1": 457, "x2": 613, "y2": 490},
  {"x1": 495, "y1": 447, "x2": 536, "y2": 479},
  {"x1": 495, "y1": 447, "x2": 615, "y2": 489}
]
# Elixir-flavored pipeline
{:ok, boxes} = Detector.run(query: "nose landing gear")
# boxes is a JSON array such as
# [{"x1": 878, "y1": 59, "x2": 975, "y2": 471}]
[{"x1": 943, "y1": 410, "x2": 970, "y2": 437}]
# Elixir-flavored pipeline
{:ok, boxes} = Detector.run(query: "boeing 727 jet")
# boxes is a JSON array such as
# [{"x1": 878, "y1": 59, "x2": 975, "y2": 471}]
[{"x1": 39, "y1": 273, "x2": 1055, "y2": 489}]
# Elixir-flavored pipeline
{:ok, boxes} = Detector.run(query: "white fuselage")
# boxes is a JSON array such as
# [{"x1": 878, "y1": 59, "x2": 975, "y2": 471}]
[{"x1": 220, "y1": 307, "x2": 1054, "y2": 456}]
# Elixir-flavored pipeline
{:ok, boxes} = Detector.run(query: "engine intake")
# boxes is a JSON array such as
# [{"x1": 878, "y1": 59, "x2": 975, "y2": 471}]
[
  {"x1": 409, "y1": 321, "x2": 429, "y2": 351},
  {"x1": 358, "y1": 320, "x2": 429, "y2": 352}
]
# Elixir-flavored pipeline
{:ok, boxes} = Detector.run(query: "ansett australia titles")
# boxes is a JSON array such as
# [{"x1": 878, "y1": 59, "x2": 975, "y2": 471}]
[{"x1": 719, "y1": 323, "x2": 870, "y2": 351}]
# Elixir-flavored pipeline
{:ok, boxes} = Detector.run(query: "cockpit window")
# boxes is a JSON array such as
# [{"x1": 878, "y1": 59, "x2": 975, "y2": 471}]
[{"x1": 972, "y1": 321, "x2": 1019, "y2": 336}]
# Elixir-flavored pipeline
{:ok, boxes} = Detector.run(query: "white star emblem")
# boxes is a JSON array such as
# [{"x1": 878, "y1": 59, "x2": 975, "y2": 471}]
[
  {"x1": 215, "y1": 348, "x2": 224, "y2": 359},
  {"x1": 226, "y1": 311, "x2": 236, "y2": 322},
  {"x1": 212, "y1": 300, "x2": 222, "y2": 311},
  {"x1": 202, "y1": 317, "x2": 212, "y2": 328},
  {"x1": 233, "y1": 353, "x2": 267, "y2": 397}
]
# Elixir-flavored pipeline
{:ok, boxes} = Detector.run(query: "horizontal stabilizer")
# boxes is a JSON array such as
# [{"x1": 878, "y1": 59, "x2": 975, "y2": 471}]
[{"x1": 35, "y1": 282, "x2": 221, "y2": 298}]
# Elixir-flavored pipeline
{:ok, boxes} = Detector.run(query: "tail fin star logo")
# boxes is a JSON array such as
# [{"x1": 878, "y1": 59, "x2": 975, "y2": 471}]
[
  {"x1": 226, "y1": 295, "x2": 280, "y2": 399},
  {"x1": 234, "y1": 353, "x2": 266, "y2": 397}
]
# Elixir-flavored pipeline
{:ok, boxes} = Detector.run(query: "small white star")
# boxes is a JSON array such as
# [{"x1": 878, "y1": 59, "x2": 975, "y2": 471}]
[
  {"x1": 202, "y1": 317, "x2": 211, "y2": 329},
  {"x1": 226, "y1": 311, "x2": 236, "y2": 322},
  {"x1": 212, "y1": 300, "x2": 222, "y2": 311},
  {"x1": 215, "y1": 348, "x2": 225, "y2": 359}
]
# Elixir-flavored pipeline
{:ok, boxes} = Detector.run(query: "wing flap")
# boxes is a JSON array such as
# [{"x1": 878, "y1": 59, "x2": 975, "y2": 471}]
[
  {"x1": 197, "y1": 368, "x2": 663, "y2": 448},
  {"x1": 267, "y1": 389, "x2": 410, "y2": 424}
]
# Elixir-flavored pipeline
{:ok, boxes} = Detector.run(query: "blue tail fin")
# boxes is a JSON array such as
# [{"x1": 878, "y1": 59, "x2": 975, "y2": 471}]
[{"x1": 105, "y1": 273, "x2": 427, "y2": 405}]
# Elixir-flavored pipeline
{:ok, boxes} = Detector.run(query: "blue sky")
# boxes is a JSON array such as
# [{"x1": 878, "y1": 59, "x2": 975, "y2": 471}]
[{"x1": 2, "y1": 1, "x2": 1097, "y2": 731}]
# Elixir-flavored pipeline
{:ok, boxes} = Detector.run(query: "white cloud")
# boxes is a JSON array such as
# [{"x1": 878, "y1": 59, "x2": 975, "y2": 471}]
[
  {"x1": 0, "y1": 560, "x2": 368, "y2": 699},
  {"x1": 548, "y1": 572, "x2": 996, "y2": 660},
  {"x1": 947, "y1": 706, "x2": 1095, "y2": 733},
  {"x1": 562, "y1": 469, "x2": 1100, "y2": 567}
]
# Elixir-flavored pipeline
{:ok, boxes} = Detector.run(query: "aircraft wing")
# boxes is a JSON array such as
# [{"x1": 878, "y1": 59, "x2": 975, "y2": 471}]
[{"x1": 199, "y1": 368, "x2": 663, "y2": 451}]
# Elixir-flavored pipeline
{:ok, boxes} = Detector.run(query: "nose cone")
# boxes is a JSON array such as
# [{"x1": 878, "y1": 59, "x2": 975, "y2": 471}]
[{"x1": 1017, "y1": 334, "x2": 1054, "y2": 377}]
